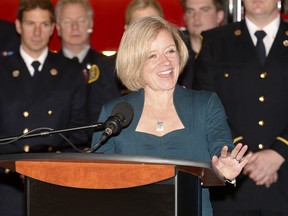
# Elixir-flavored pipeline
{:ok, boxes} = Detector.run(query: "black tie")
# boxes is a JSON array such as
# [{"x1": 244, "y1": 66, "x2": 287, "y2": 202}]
[
  {"x1": 72, "y1": 57, "x2": 79, "y2": 63},
  {"x1": 31, "y1": 61, "x2": 41, "y2": 78},
  {"x1": 254, "y1": 30, "x2": 267, "y2": 66}
]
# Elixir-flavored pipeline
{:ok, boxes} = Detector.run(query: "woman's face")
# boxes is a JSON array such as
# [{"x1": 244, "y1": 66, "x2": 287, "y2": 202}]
[{"x1": 142, "y1": 29, "x2": 180, "y2": 92}]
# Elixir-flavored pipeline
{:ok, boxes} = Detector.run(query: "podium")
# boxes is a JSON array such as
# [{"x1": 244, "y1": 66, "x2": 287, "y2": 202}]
[{"x1": 0, "y1": 153, "x2": 224, "y2": 216}]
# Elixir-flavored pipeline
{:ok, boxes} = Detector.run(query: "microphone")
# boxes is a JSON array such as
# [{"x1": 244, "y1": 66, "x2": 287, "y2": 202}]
[
  {"x1": 99, "y1": 101, "x2": 134, "y2": 143},
  {"x1": 86, "y1": 101, "x2": 134, "y2": 153}
]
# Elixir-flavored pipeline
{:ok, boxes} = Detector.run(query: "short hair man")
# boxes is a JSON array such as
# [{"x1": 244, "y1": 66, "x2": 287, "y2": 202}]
[
  {"x1": 178, "y1": 0, "x2": 224, "y2": 89},
  {"x1": 0, "y1": 0, "x2": 87, "y2": 214},
  {"x1": 55, "y1": 0, "x2": 121, "y2": 125}
]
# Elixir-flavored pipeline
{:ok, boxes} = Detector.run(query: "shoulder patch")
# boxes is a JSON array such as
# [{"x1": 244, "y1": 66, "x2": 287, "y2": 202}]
[{"x1": 88, "y1": 64, "x2": 100, "y2": 84}]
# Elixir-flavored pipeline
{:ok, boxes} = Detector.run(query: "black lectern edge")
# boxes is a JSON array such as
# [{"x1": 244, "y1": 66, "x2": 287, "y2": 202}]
[{"x1": 0, "y1": 152, "x2": 210, "y2": 167}]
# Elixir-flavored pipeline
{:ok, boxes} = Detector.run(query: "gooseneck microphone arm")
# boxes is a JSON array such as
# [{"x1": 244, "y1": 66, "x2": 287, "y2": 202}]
[
  {"x1": 0, "y1": 101, "x2": 134, "y2": 154},
  {"x1": 0, "y1": 123, "x2": 104, "y2": 144}
]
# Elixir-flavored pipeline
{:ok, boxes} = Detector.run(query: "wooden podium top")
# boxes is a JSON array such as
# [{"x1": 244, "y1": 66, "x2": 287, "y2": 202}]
[{"x1": 0, "y1": 153, "x2": 224, "y2": 189}]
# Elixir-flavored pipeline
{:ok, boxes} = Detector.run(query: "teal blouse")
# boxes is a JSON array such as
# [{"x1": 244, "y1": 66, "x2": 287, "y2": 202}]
[{"x1": 92, "y1": 85, "x2": 233, "y2": 216}]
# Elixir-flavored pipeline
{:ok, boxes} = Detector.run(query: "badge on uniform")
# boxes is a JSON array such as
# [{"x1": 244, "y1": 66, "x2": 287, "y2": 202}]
[
  {"x1": 234, "y1": 29, "x2": 241, "y2": 36},
  {"x1": 12, "y1": 70, "x2": 20, "y2": 78},
  {"x1": 50, "y1": 68, "x2": 58, "y2": 76},
  {"x1": 88, "y1": 64, "x2": 100, "y2": 84}
]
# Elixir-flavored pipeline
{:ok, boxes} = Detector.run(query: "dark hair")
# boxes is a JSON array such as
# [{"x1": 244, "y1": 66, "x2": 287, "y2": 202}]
[
  {"x1": 180, "y1": 0, "x2": 224, "y2": 11},
  {"x1": 17, "y1": 0, "x2": 55, "y2": 22}
]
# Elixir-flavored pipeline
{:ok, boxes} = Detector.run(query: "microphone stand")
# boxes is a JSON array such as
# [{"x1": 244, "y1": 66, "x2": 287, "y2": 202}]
[{"x1": 0, "y1": 123, "x2": 104, "y2": 143}]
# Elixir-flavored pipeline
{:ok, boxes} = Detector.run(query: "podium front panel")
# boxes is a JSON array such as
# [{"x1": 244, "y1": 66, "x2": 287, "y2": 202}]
[
  {"x1": 26, "y1": 177, "x2": 175, "y2": 216},
  {"x1": 176, "y1": 170, "x2": 201, "y2": 216}
]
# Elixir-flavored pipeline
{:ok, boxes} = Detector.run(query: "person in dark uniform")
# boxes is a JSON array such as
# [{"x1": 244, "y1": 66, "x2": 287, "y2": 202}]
[
  {"x1": 0, "y1": 19, "x2": 20, "y2": 54},
  {"x1": 55, "y1": 0, "x2": 121, "y2": 126},
  {"x1": 178, "y1": 0, "x2": 224, "y2": 89},
  {"x1": 195, "y1": 0, "x2": 288, "y2": 215},
  {"x1": 0, "y1": 0, "x2": 88, "y2": 215}
]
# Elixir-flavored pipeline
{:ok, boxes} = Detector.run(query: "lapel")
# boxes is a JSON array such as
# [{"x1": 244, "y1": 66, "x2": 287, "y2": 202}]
[
  {"x1": 229, "y1": 21, "x2": 258, "y2": 63},
  {"x1": 34, "y1": 52, "x2": 61, "y2": 98},
  {"x1": 10, "y1": 52, "x2": 35, "y2": 96},
  {"x1": 266, "y1": 20, "x2": 288, "y2": 62},
  {"x1": 122, "y1": 89, "x2": 144, "y2": 131}
]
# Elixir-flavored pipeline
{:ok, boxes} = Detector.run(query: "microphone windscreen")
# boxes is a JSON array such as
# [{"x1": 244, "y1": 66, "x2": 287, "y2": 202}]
[{"x1": 111, "y1": 102, "x2": 134, "y2": 127}]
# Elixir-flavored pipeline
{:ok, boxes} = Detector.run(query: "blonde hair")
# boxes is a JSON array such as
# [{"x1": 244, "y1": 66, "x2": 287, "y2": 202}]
[
  {"x1": 125, "y1": 0, "x2": 163, "y2": 25},
  {"x1": 116, "y1": 16, "x2": 189, "y2": 91}
]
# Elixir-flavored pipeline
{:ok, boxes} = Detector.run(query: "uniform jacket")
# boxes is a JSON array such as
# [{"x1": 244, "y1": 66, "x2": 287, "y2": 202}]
[
  {"x1": 178, "y1": 30, "x2": 196, "y2": 89},
  {"x1": 82, "y1": 49, "x2": 121, "y2": 123},
  {"x1": 60, "y1": 48, "x2": 121, "y2": 124},
  {"x1": 0, "y1": 51, "x2": 88, "y2": 154},
  {"x1": 195, "y1": 19, "x2": 288, "y2": 212},
  {"x1": 0, "y1": 20, "x2": 20, "y2": 54}
]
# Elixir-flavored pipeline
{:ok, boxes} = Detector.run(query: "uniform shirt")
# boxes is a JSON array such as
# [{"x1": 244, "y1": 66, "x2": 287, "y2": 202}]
[
  {"x1": 246, "y1": 15, "x2": 280, "y2": 56},
  {"x1": 62, "y1": 46, "x2": 89, "y2": 63},
  {"x1": 20, "y1": 46, "x2": 47, "y2": 76}
]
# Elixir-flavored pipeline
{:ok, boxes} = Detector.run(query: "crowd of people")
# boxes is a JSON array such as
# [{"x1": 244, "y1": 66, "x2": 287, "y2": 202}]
[{"x1": 0, "y1": 0, "x2": 287, "y2": 216}]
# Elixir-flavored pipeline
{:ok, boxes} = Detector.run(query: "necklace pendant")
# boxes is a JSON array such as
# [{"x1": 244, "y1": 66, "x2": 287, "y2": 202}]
[{"x1": 156, "y1": 121, "x2": 164, "y2": 131}]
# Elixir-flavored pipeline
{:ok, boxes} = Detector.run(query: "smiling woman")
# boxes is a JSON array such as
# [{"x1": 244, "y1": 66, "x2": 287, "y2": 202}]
[
  {"x1": 0, "y1": 0, "x2": 184, "y2": 52},
  {"x1": 91, "y1": 16, "x2": 251, "y2": 216}
]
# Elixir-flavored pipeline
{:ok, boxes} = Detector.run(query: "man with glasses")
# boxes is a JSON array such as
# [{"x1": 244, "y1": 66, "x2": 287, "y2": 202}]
[{"x1": 56, "y1": 0, "x2": 121, "y2": 129}]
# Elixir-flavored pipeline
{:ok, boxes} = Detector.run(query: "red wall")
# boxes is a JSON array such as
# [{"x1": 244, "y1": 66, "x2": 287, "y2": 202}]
[{"x1": 0, "y1": 0, "x2": 184, "y2": 52}]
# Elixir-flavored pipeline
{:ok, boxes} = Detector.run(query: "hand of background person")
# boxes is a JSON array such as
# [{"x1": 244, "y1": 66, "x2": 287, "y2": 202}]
[
  {"x1": 212, "y1": 143, "x2": 252, "y2": 181},
  {"x1": 243, "y1": 149, "x2": 284, "y2": 187},
  {"x1": 263, "y1": 172, "x2": 278, "y2": 188}
]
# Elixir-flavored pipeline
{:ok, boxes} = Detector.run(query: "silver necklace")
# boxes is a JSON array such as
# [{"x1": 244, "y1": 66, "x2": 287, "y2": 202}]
[
  {"x1": 146, "y1": 104, "x2": 168, "y2": 132},
  {"x1": 156, "y1": 121, "x2": 164, "y2": 131}
]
